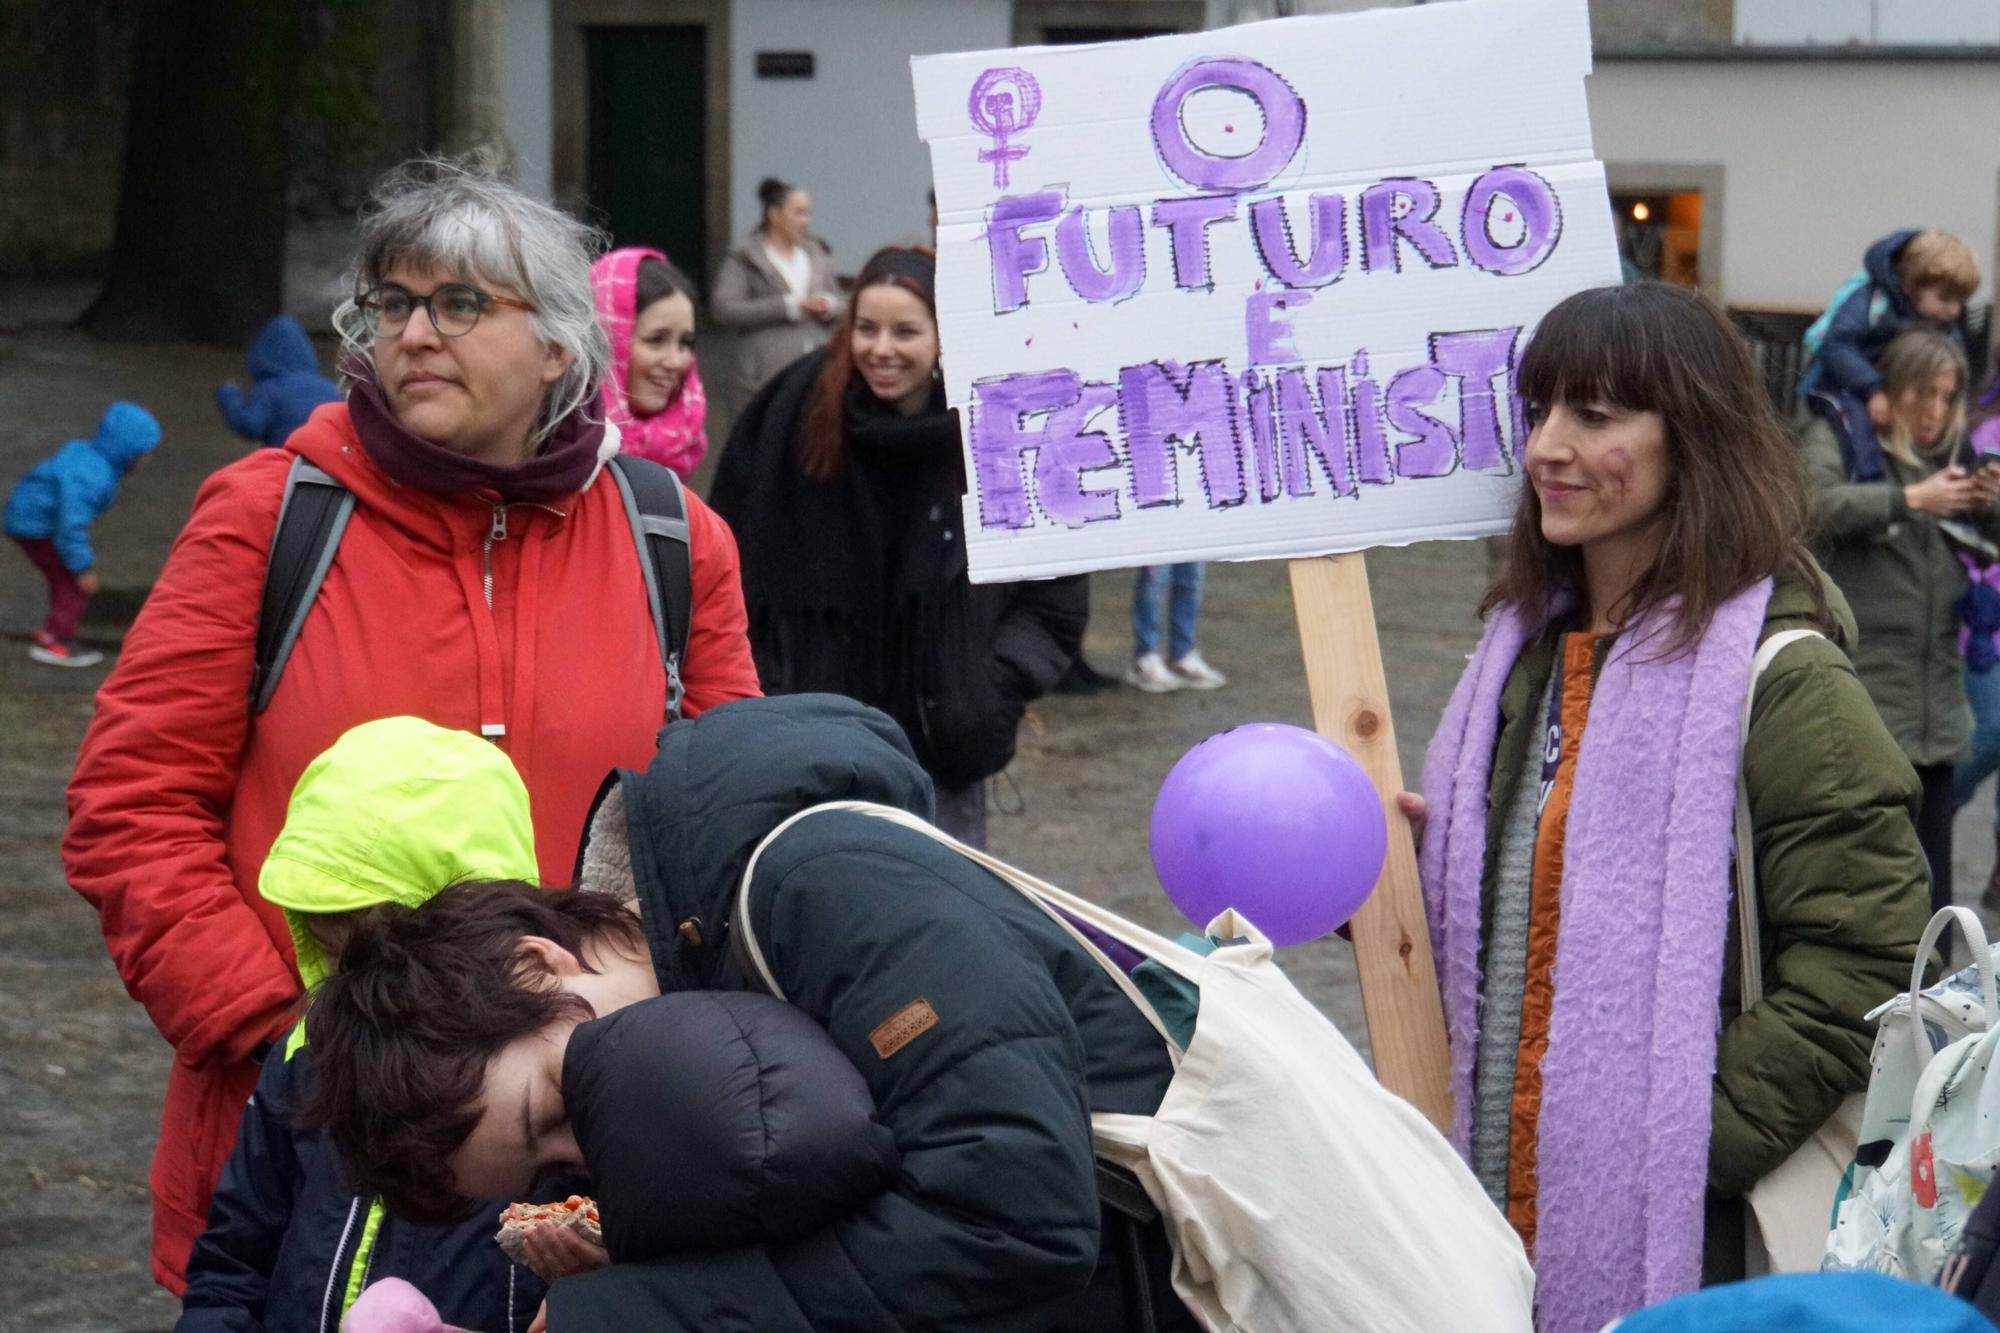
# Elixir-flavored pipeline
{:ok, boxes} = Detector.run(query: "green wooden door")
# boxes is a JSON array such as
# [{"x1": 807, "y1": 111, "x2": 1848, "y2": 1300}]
[{"x1": 586, "y1": 25, "x2": 707, "y2": 288}]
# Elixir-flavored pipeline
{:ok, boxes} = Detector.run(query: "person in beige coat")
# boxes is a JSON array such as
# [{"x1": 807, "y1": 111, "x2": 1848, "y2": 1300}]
[{"x1": 711, "y1": 177, "x2": 844, "y2": 416}]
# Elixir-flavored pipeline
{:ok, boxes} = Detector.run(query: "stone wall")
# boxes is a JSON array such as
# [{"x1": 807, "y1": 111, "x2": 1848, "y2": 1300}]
[{"x1": 0, "y1": 1, "x2": 139, "y2": 275}]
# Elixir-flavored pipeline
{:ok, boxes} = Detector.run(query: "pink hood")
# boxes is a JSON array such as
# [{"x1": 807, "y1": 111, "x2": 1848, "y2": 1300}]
[{"x1": 591, "y1": 246, "x2": 708, "y2": 478}]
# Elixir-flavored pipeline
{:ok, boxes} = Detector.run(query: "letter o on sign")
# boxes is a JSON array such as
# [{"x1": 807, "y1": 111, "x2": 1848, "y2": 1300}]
[{"x1": 1151, "y1": 57, "x2": 1306, "y2": 193}]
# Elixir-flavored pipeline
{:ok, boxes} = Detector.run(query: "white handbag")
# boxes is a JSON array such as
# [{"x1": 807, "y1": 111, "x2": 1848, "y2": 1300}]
[
  {"x1": 735, "y1": 800, "x2": 1537, "y2": 1333},
  {"x1": 1733, "y1": 629, "x2": 1867, "y2": 1273}
]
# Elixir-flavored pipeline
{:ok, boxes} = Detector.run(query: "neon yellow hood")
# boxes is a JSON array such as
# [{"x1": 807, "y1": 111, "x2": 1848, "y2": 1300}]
[{"x1": 260, "y1": 716, "x2": 539, "y2": 989}]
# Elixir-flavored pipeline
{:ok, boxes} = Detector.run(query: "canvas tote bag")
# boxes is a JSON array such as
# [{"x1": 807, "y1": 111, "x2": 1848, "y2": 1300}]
[
  {"x1": 1735, "y1": 629, "x2": 1866, "y2": 1271},
  {"x1": 735, "y1": 800, "x2": 1535, "y2": 1333}
]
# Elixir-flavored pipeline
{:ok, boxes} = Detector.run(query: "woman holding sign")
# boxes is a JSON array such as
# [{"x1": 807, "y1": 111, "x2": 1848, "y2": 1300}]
[
  {"x1": 1407, "y1": 283, "x2": 1928, "y2": 1326},
  {"x1": 710, "y1": 246, "x2": 1086, "y2": 848}
]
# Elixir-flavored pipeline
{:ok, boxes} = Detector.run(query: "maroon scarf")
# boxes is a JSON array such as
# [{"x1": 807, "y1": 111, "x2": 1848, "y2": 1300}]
[{"x1": 343, "y1": 358, "x2": 609, "y2": 504}]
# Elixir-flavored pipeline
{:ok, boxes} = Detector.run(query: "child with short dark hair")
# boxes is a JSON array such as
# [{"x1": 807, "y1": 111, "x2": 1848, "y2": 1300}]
[{"x1": 3, "y1": 400, "x2": 159, "y2": 667}]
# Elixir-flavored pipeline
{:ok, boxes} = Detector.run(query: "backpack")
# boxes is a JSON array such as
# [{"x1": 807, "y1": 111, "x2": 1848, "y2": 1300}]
[
  {"x1": 247, "y1": 453, "x2": 693, "y2": 721},
  {"x1": 1800, "y1": 268, "x2": 1893, "y2": 376},
  {"x1": 1826, "y1": 907, "x2": 1999, "y2": 1281}
]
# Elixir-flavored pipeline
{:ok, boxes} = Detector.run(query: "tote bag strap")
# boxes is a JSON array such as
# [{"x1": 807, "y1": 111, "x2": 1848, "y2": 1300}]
[
  {"x1": 734, "y1": 800, "x2": 1186, "y2": 1053},
  {"x1": 1735, "y1": 629, "x2": 1825, "y2": 1009}
]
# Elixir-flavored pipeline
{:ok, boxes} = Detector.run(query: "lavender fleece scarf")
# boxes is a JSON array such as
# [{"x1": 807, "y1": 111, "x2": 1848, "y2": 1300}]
[{"x1": 1417, "y1": 578, "x2": 1773, "y2": 1333}]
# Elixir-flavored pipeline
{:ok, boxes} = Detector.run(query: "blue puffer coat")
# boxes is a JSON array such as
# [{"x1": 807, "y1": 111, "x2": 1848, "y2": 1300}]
[
  {"x1": 3, "y1": 401, "x2": 160, "y2": 573},
  {"x1": 216, "y1": 316, "x2": 339, "y2": 447},
  {"x1": 1799, "y1": 229, "x2": 1971, "y2": 402},
  {"x1": 549, "y1": 693, "x2": 1197, "y2": 1331},
  {"x1": 176, "y1": 1032, "x2": 547, "y2": 1333}
]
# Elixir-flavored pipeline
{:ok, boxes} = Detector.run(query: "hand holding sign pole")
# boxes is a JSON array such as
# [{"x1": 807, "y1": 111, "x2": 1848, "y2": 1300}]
[{"x1": 914, "y1": 0, "x2": 1619, "y2": 1131}]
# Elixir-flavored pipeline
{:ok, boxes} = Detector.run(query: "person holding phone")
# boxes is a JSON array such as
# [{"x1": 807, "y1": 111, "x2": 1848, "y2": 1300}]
[{"x1": 1805, "y1": 326, "x2": 1998, "y2": 913}]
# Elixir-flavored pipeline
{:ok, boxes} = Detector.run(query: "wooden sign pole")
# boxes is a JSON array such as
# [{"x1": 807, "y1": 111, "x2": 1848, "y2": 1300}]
[{"x1": 1289, "y1": 552, "x2": 1454, "y2": 1131}]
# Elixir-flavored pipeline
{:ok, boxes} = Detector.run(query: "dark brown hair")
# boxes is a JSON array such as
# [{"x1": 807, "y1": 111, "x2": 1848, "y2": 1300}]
[
  {"x1": 756, "y1": 176, "x2": 795, "y2": 229},
  {"x1": 800, "y1": 246, "x2": 939, "y2": 483},
  {"x1": 635, "y1": 256, "x2": 698, "y2": 316},
  {"x1": 296, "y1": 881, "x2": 647, "y2": 1224},
  {"x1": 1485, "y1": 281, "x2": 1828, "y2": 653}
]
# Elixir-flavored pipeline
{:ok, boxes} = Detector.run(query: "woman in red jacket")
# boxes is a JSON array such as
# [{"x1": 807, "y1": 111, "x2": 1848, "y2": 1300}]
[{"x1": 62, "y1": 158, "x2": 761, "y2": 1293}]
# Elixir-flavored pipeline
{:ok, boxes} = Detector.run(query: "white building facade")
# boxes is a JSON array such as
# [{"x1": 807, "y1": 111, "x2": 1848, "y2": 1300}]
[{"x1": 495, "y1": 0, "x2": 2000, "y2": 313}]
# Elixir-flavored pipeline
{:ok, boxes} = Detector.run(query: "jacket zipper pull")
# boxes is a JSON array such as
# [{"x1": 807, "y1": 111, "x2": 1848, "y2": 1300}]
[{"x1": 490, "y1": 505, "x2": 509, "y2": 543}]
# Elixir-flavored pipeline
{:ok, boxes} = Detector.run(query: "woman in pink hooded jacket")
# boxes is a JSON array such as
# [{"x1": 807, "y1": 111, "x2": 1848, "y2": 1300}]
[{"x1": 590, "y1": 247, "x2": 708, "y2": 478}]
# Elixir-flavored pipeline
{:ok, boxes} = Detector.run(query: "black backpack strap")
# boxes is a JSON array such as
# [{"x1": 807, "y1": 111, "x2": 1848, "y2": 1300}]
[
  {"x1": 607, "y1": 455, "x2": 693, "y2": 721},
  {"x1": 250, "y1": 457, "x2": 354, "y2": 715},
  {"x1": 1097, "y1": 1163, "x2": 1162, "y2": 1333}
]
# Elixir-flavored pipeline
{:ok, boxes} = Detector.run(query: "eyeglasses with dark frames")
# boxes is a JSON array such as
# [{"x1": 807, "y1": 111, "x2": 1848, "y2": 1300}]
[{"x1": 357, "y1": 282, "x2": 537, "y2": 339}]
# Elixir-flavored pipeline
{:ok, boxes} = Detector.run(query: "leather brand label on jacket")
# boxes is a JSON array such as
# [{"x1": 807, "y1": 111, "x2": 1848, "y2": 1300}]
[{"x1": 869, "y1": 998, "x2": 939, "y2": 1059}]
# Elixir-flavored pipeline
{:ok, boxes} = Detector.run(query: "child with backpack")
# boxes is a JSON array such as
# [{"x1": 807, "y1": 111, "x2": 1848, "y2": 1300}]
[
  {"x1": 3, "y1": 400, "x2": 159, "y2": 668},
  {"x1": 175, "y1": 717, "x2": 557, "y2": 1333},
  {"x1": 215, "y1": 315, "x2": 340, "y2": 448},
  {"x1": 1798, "y1": 229, "x2": 1980, "y2": 476}
]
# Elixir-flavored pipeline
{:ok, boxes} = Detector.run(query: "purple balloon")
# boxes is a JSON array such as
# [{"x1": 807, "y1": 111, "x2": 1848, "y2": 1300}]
[{"x1": 1149, "y1": 723, "x2": 1387, "y2": 946}]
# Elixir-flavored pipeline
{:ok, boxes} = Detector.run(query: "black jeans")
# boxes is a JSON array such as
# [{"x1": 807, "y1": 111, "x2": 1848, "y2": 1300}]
[{"x1": 1916, "y1": 760, "x2": 1956, "y2": 916}]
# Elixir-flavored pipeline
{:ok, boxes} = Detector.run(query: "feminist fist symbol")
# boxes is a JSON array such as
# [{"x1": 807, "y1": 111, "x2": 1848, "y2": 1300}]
[{"x1": 969, "y1": 67, "x2": 1042, "y2": 189}]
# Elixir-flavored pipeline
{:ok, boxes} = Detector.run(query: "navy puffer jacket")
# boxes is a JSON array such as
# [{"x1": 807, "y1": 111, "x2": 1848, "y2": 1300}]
[
  {"x1": 176, "y1": 1034, "x2": 545, "y2": 1333},
  {"x1": 549, "y1": 693, "x2": 1195, "y2": 1331},
  {"x1": 564, "y1": 990, "x2": 900, "y2": 1259}
]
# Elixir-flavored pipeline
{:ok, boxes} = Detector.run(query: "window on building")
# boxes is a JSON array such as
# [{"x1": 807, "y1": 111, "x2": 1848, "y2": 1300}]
[
  {"x1": 1610, "y1": 190, "x2": 1703, "y2": 289},
  {"x1": 1735, "y1": 0, "x2": 2000, "y2": 46}
]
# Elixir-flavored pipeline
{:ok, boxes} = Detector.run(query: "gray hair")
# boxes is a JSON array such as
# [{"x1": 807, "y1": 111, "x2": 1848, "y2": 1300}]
[{"x1": 332, "y1": 155, "x2": 611, "y2": 446}]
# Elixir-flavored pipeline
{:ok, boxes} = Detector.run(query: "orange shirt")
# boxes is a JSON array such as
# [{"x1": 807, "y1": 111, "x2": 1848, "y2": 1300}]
[{"x1": 1506, "y1": 631, "x2": 1602, "y2": 1255}]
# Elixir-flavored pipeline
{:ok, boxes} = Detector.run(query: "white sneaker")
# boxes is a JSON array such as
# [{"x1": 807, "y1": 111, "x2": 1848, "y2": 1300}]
[
  {"x1": 1125, "y1": 652, "x2": 1184, "y2": 693},
  {"x1": 28, "y1": 641, "x2": 104, "y2": 668},
  {"x1": 1170, "y1": 650, "x2": 1228, "y2": 690}
]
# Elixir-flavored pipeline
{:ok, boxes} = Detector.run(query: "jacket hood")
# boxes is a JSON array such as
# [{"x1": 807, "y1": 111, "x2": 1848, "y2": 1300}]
[
  {"x1": 600, "y1": 694, "x2": 933, "y2": 990},
  {"x1": 247, "y1": 314, "x2": 321, "y2": 381},
  {"x1": 588, "y1": 247, "x2": 708, "y2": 471},
  {"x1": 91, "y1": 401, "x2": 161, "y2": 472},
  {"x1": 260, "y1": 716, "x2": 539, "y2": 988},
  {"x1": 1863, "y1": 229, "x2": 1922, "y2": 315}
]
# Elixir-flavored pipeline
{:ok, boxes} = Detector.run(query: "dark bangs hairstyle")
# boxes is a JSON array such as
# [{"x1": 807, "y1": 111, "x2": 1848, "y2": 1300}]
[
  {"x1": 635, "y1": 255, "x2": 698, "y2": 317},
  {"x1": 800, "y1": 246, "x2": 939, "y2": 483},
  {"x1": 1486, "y1": 281, "x2": 1828, "y2": 653},
  {"x1": 296, "y1": 881, "x2": 647, "y2": 1224}
]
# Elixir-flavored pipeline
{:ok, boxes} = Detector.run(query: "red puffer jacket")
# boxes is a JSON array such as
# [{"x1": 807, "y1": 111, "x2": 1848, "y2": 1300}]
[{"x1": 62, "y1": 402, "x2": 760, "y2": 1291}]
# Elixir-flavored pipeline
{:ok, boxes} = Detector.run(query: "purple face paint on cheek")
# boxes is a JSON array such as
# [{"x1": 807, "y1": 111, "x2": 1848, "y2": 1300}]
[{"x1": 1600, "y1": 446, "x2": 1634, "y2": 502}]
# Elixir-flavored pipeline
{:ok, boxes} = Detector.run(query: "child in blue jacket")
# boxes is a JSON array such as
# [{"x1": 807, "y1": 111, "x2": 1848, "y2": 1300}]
[
  {"x1": 4, "y1": 400, "x2": 159, "y2": 667},
  {"x1": 216, "y1": 315, "x2": 339, "y2": 447},
  {"x1": 1798, "y1": 229, "x2": 1980, "y2": 480}
]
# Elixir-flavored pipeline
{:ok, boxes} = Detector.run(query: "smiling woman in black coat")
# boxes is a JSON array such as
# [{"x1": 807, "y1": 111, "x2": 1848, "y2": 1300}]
[{"x1": 709, "y1": 247, "x2": 1086, "y2": 848}]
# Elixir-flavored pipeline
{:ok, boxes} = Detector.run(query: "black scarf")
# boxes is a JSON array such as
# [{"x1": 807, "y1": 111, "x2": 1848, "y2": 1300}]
[{"x1": 708, "y1": 353, "x2": 960, "y2": 700}]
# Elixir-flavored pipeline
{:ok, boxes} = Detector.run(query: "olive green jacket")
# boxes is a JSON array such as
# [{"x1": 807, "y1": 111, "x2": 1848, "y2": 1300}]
[
  {"x1": 1480, "y1": 570, "x2": 1928, "y2": 1202},
  {"x1": 1803, "y1": 415, "x2": 1998, "y2": 766}
]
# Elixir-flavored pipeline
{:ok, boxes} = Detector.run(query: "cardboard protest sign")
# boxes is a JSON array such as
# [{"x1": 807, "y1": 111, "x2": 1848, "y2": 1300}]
[{"x1": 914, "y1": 0, "x2": 1622, "y2": 583}]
